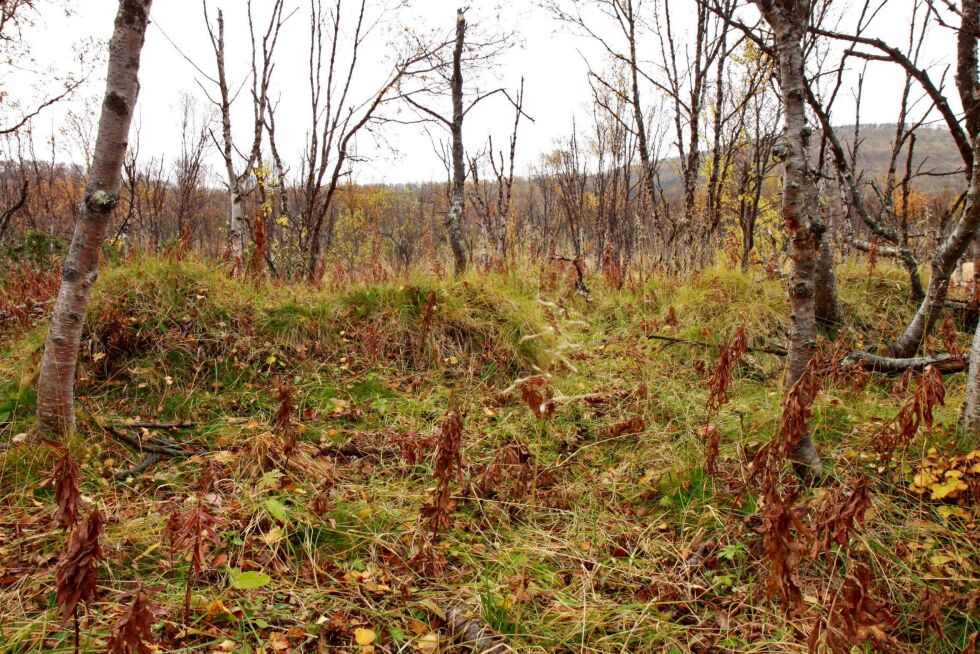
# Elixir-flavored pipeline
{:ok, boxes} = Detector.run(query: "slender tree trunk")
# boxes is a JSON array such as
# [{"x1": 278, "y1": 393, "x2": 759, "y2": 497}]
[
  {"x1": 756, "y1": 0, "x2": 822, "y2": 476},
  {"x1": 890, "y1": 136, "x2": 980, "y2": 357},
  {"x1": 36, "y1": 0, "x2": 153, "y2": 435},
  {"x1": 210, "y1": 8, "x2": 245, "y2": 272},
  {"x1": 446, "y1": 8, "x2": 468, "y2": 276},
  {"x1": 814, "y1": 217, "x2": 842, "y2": 332},
  {"x1": 958, "y1": 314, "x2": 980, "y2": 443},
  {"x1": 890, "y1": 0, "x2": 979, "y2": 356}
]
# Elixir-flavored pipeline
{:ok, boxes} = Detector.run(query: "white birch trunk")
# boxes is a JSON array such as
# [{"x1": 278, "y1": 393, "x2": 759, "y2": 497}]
[{"x1": 36, "y1": 0, "x2": 154, "y2": 435}]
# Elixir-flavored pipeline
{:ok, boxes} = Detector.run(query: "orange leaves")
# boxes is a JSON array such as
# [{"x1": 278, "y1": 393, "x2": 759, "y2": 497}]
[{"x1": 55, "y1": 508, "x2": 104, "y2": 620}]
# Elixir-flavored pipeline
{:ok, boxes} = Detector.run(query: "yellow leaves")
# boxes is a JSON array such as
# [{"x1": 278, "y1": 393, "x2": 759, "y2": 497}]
[
  {"x1": 909, "y1": 448, "x2": 979, "y2": 504},
  {"x1": 929, "y1": 472, "x2": 968, "y2": 501},
  {"x1": 416, "y1": 632, "x2": 439, "y2": 653},
  {"x1": 354, "y1": 627, "x2": 376, "y2": 651}
]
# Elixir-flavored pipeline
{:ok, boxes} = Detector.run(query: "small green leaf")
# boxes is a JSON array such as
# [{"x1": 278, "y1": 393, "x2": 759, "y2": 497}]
[
  {"x1": 264, "y1": 498, "x2": 289, "y2": 523},
  {"x1": 230, "y1": 570, "x2": 271, "y2": 590}
]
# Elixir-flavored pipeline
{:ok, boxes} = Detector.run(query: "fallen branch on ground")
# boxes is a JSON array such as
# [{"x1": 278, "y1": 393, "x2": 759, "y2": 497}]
[
  {"x1": 77, "y1": 405, "x2": 205, "y2": 480},
  {"x1": 113, "y1": 421, "x2": 197, "y2": 430},
  {"x1": 647, "y1": 333, "x2": 788, "y2": 356},
  {"x1": 840, "y1": 351, "x2": 968, "y2": 375}
]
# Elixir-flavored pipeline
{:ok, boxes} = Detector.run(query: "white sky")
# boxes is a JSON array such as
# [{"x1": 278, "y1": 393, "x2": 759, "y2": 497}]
[{"x1": 11, "y1": 0, "x2": 961, "y2": 184}]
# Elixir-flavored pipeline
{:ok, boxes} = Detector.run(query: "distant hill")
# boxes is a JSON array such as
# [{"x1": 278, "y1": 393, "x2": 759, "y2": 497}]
[{"x1": 655, "y1": 123, "x2": 964, "y2": 197}]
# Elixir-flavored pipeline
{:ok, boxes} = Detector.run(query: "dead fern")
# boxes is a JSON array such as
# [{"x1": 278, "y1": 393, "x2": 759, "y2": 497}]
[
  {"x1": 164, "y1": 498, "x2": 220, "y2": 625},
  {"x1": 105, "y1": 588, "x2": 157, "y2": 654},
  {"x1": 56, "y1": 508, "x2": 104, "y2": 654},
  {"x1": 47, "y1": 440, "x2": 80, "y2": 531},
  {"x1": 875, "y1": 365, "x2": 945, "y2": 459}
]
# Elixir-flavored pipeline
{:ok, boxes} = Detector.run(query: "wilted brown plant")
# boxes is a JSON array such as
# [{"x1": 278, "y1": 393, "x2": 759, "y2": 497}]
[
  {"x1": 810, "y1": 476, "x2": 872, "y2": 558},
  {"x1": 164, "y1": 499, "x2": 220, "y2": 625},
  {"x1": 56, "y1": 507, "x2": 104, "y2": 654},
  {"x1": 875, "y1": 364, "x2": 945, "y2": 459},
  {"x1": 421, "y1": 409, "x2": 464, "y2": 534},
  {"x1": 47, "y1": 440, "x2": 80, "y2": 530},
  {"x1": 104, "y1": 588, "x2": 157, "y2": 654}
]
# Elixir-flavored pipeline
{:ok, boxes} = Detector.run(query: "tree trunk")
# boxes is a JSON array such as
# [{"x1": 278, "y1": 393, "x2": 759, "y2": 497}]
[
  {"x1": 446, "y1": 8, "x2": 468, "y2": 276},
  {"x1": 814, "y1": 230, "x2": 842, "y2": 332},
  {"x1": 889, "y1": 136, "x2": 980, "y2": 357},
  {"x1": 211, "y1": 8, "x2": 245, "y2": 272},
  {"x1": 890, "y1": 0, "x2": 979, "y2": 356},
  {"x1": 36, "y1": 0, "x2": 153, "y2": 435},
  {"x1": 756, "y1": 0, "x2": 822, "y2": 476},
  {"x1": 960, "y1": 299, "x2": 980, "y2": 443}
]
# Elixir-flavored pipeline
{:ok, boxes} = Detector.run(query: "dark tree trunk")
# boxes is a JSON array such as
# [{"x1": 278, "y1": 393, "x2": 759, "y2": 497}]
[{"x1": 446, "y1": 8, "x2": 468, "y2": 276}]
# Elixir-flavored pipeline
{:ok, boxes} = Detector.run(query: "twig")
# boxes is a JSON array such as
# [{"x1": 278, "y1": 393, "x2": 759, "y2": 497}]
[
  {"x1": 647, "y1": 333, "x2": 788, "y2": 356},
  {"x1": 112, "y1": 421, "x2": 197, "y2": 430},
  {"x1": 114, "y1": 453, "x2": 162, "y2": 481}
]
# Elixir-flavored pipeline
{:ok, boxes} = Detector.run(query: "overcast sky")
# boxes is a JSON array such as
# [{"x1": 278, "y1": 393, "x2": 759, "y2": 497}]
[{"x1": 9, "y1": 0, "x2": 961, "y2": 184}]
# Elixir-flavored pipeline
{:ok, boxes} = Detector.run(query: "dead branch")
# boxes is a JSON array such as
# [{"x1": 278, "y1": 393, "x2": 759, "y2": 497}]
[
  {"x1": 114, "y1": 453, "x2": 162, "y2": 481},
  {"x1": 647, "y1": 333, "x2": 788, "y2": 356},
  {"x1": 840, "y1": 351, "x2": 968, "y2": 375},
  {"x1": 112, "y1": 422, "x2": 197, "y2": 430}
]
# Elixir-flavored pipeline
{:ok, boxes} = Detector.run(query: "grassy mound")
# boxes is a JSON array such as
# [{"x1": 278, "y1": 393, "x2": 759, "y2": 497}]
[{"x1": 84, "y1": 256, "x2": 550, "y2": 381}]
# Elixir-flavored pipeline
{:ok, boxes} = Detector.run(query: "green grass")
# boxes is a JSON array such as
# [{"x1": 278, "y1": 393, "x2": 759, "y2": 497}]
[{"x1": 0, "y1": 255, "x2": 976, "y2": 653}]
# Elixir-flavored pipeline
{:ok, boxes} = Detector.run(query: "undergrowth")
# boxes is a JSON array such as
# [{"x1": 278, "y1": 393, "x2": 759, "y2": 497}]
[{"x1": 0, "y1": 256, "x2": 976, "y2": 653}]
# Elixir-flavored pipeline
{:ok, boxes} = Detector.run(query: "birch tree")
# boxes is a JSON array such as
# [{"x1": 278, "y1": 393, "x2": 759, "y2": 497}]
[
  {"x1": 753, "y1": 0, "x2": 823, "y2": 476},
  {"x1": 36, "y1": 0, "x2": 153, "y2": 435},
  {"x1": 399, "y1": 7, "x2": 516, "y2": 276},
  {"x1": 202, "y1": 0, "x2": 285, "y2": 275}
]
